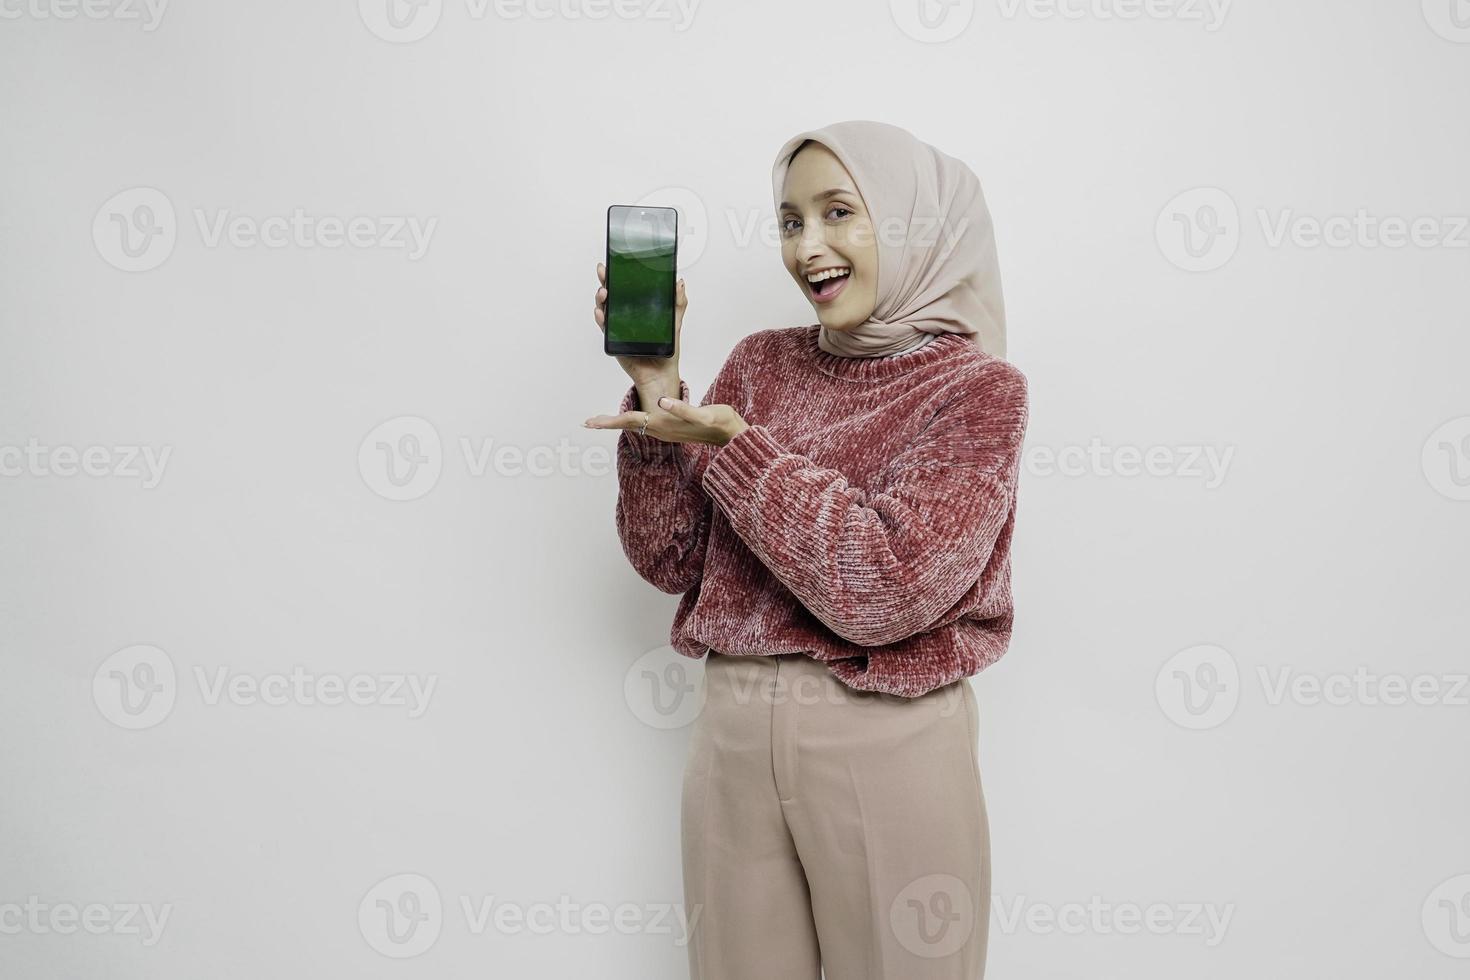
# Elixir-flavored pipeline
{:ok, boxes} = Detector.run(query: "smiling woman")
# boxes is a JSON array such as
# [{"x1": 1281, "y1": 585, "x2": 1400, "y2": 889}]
[
  {"x1": 774, "y1": 124, "x2": 1006, "y2": 359},
  {"x1": 777, "y1": 143, "x2": 880, "y2": 323},
  {"x1": 596, "y1": 119, "x2": 1024, "y2": 980}
]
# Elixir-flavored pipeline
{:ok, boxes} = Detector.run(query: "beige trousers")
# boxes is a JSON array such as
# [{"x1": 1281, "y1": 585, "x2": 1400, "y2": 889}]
[{"x1": 681, "y1": 651, "x2": 991, "y2": 980}]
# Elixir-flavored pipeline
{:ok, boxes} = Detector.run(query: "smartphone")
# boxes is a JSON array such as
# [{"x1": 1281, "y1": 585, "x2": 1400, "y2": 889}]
[{"x1": 604, "y1": 204, "x2": 678, "y2": 358}]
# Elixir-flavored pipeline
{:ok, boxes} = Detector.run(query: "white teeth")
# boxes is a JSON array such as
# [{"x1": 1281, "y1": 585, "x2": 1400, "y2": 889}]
[{"x1": 805, "y1": 267, "x2": 851, "y2": 284}]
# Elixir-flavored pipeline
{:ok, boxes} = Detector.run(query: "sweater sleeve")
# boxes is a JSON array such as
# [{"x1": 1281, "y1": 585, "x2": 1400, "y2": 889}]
[
  {"x1": 699, "y1": 360, "x2": 1028, "y2": 647},
  {"x1": 613, "y1": 344, "x2": 746, "y2": 595}
]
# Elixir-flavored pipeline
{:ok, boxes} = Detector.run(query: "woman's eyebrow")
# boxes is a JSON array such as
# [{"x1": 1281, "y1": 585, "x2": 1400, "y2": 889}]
[{"x1": 778, "y1": 187, "x2": 856, "y2": 210}]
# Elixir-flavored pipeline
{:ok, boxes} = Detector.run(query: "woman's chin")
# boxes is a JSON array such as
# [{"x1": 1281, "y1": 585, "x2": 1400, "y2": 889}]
[{"x1": 814, "y1": 307, "x2": 856, "y2": 331}]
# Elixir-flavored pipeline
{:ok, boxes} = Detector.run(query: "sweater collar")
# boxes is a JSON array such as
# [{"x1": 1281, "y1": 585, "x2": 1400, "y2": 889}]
[{"x1": 806, "y1": 325, "x2": 975, "y2": 381}]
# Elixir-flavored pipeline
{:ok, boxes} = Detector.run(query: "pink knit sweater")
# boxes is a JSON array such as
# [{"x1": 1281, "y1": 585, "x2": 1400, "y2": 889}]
[{"x1": 613, "y1": 324, "x2": 1029, "y2": 698}]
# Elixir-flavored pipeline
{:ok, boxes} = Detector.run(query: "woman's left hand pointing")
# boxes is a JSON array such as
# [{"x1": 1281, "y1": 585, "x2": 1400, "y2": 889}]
[{"x1": 584, "y1": 397, "x2": 750, "y2": 447}]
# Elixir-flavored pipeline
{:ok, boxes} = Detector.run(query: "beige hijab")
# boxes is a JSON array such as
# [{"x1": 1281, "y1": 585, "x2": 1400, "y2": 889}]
[{"x1": 771, "y1": 120, "x2": 1006, "y2": 359}]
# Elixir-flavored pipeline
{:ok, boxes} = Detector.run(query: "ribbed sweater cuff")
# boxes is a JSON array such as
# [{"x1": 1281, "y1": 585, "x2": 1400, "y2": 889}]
[
  {"x1": 701, "y1": 423, "x2": 783, "y2": 510},
  {"x1": 617, "y1": 379, "x2": 691, "y2": 465}
]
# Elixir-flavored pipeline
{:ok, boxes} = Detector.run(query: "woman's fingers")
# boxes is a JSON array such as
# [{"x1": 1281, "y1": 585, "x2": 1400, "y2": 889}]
[
  {"x1": 672, "y1": 278, "x2": 687, "y2": 341},
  {"x1": 582, "y1": 405, "x2": 678, "y2": 432},
  {"x1": 583, "y1": 410, "x2": 649, "y2": 430},
  {"x1": 582, "y1": 402, "x2": 725, "y2": 446},
  {"x1": 594, "y1": 263, "x2": 606, "y2": 333}
]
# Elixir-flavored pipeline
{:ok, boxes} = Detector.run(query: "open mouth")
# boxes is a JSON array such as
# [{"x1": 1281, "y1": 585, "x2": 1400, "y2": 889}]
[{"x1": 806, "y1": 267, "x2": 851, "y2": 303}]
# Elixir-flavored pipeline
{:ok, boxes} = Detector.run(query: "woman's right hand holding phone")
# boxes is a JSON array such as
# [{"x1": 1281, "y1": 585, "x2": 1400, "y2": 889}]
[{"x1": 594, "y1": 261, "x2": 687, "y2": 410}]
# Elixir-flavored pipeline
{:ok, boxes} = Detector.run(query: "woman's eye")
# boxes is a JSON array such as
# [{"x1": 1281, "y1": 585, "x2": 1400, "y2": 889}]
[{"x1": 781, "y1": 208, "x2": 848, "y2": 235}]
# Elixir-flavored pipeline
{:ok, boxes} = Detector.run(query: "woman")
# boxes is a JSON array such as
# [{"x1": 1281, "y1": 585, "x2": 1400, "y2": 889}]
[{"x1": 585, "y1": 120, "x2": 1028, "y2": 980}]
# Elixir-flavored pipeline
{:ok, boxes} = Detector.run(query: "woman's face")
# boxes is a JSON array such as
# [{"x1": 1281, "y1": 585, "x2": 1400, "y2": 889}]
[{"x1": 779, "y1": 143, "x2": 879, "y2": 331}]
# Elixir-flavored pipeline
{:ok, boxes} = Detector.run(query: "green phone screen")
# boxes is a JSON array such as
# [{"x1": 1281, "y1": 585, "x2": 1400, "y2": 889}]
[{"x1": 606, "y1": 206, "x2": 677, "y2": 347}]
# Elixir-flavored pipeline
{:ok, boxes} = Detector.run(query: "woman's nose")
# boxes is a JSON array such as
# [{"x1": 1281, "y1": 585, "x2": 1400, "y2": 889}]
[{"x1": 795, "y1": 227, "x2": 826, "y2": 262}]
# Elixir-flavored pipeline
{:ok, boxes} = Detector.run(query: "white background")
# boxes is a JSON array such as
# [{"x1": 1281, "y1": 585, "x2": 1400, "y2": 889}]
[{"x1": 2, "y1": 0, "x2": 1467, "y2": 977}]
